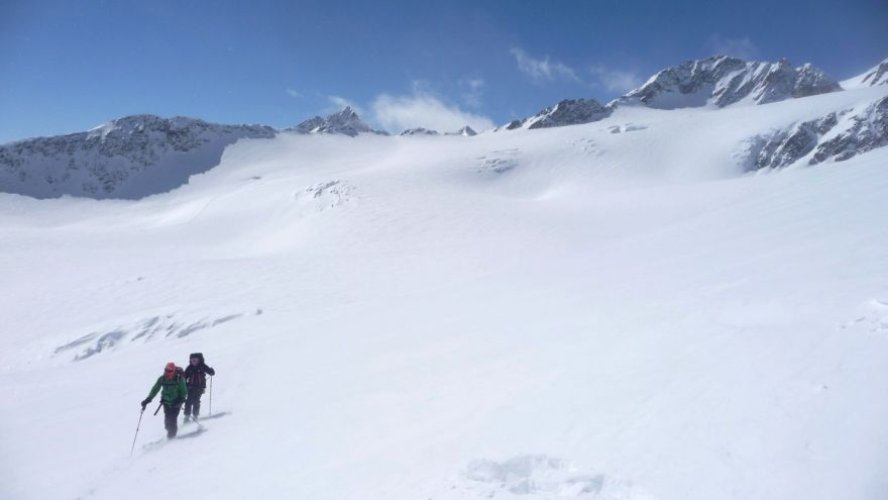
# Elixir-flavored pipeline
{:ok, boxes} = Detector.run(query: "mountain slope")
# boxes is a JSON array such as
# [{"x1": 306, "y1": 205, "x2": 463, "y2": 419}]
[
  {"x1": 0, "y1": 115, "x2": 275, "y2": 199},
  {"x1": 842, "y1": 58, "x2": 888, "y2": 88},
  {"x1": 743, "y1": 95, "x2": 888, "y2": 170},
  {"x1": 620, "y1": 56, "x2": 840, "y2": 109},
  {"x1": 1, "y1": 82, "x2": 888, "y2": 500}
]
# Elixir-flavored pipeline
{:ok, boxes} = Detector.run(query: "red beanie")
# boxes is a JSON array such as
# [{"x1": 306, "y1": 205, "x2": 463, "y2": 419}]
[{"x1": 164, "y1": 362, "x2": 177, "y2": 379}]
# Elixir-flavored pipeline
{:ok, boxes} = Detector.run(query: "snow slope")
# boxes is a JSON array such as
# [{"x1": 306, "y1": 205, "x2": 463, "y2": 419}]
[
  {"x1": 842, "y1": 58, "x2": 888, "y2": 89},
  {"x1": 1, "y1": 84, "x2": 888, "y2": 500}
]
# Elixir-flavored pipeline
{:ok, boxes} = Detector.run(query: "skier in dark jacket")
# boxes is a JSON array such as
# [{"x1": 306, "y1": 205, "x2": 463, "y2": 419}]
[
  {"x1": 141, "y1": 362, "x2": 188, "y2": 439},
  {"x1": 182, "y1": 352, "x2": 215, "y2": 422}
]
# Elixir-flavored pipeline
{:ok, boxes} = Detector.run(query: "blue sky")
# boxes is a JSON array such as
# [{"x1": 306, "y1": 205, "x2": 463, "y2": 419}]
[{"x1": 1, "y1": 0, "x2": 886, "y2": 142}]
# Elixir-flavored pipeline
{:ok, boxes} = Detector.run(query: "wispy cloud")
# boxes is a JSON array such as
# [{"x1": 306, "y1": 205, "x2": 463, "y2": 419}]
[
  {"x1": 372, "y1": 92, "x2": 494, "y2": 134},
  {"x1": 705, "y1": 35, "x2": 759, "y2": 60},
  {"x1": 459, "y1": 77, "x2": 486, "y2": 108},
  {"x1": 510, "y1": 48, "x2": 579, "y2": 83},
  {"x1": 286, "y1": 88, "x2": 302, "y2": 98},
  {"x1": 588, "y1": 66, "x2": 642, "y2": 93}
]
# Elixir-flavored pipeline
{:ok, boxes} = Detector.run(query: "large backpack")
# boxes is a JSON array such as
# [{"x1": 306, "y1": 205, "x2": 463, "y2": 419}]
[{"x1": 186, "y1": 353, "x2": 207, "y2": 388}]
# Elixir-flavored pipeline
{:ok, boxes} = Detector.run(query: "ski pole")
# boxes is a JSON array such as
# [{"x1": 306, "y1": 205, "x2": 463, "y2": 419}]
[
  {"x1": 130, "y1": 408, "x2": 145, "y2": 457},
  {"x1": 209, "y1": 375, "x2": 213, "y2": 417},
  {"x1": 154, "y1": 402, "x2": 163, "y2": 416}
]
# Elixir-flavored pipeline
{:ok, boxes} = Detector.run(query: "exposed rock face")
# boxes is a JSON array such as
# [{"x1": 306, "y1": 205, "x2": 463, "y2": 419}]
[
  {"x1": 0, "y1": 115, "x2": 276, "y2": 199},
  {"x1": 810, "y1": 96, "x2": 888, "y2": 164},
  {"x1": 453, "y1": 126, "x2": 478, "y2": 137},
  {"x1": 742, "y1": 96, "x2": 888, "y2": 170},
  {"x1": 400, "y1": 127, "x2": 439, "y2": 136},
  {"x1": 288, "y1": 107, "x2": 387, "y2": 137},
  {"x1": 499, "y1": 99, "x2": 613, "y2": 131},
  {"x1": 621, "y1": 56, "x2": 841, "y2": 109}
]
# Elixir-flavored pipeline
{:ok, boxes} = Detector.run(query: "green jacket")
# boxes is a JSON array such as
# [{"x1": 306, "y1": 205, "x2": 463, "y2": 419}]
[{"x1": 146, "y1": 374, "x2": 187, "y2": 405}]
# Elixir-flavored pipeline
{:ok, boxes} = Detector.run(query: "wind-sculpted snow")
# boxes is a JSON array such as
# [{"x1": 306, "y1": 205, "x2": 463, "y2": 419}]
[
  {"x1": 621, "y1": 56, "x2": 840, "y2": 109},
  {"x1": 0, "y1": 115, "x2": 275, "y2": 199},
  {"x1": 741, "y1": 95, "x2": 888, "y2": 170},
  {"x1": 477, "y1": 149, "x2": 520, "y2": 174}
]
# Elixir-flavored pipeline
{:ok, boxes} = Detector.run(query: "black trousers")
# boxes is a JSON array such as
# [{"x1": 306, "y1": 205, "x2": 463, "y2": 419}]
[
  {"x1": 163, "y1": 403, "x2": 181, "y2": 439},
  {"x1": 184, "y1": 386, "x2": 204, "y2": 417}
]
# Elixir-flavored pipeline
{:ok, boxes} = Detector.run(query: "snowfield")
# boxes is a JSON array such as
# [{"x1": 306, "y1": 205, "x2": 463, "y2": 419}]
[{"x1": 2, "y1": 84, "x2": 888, "y2": 500}]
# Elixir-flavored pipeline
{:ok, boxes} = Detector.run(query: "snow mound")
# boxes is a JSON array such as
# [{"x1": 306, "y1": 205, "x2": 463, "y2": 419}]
[
  {"x1": 297, "y1": 180, "x2": 355, "y2": 211},
  {"x1": 476, "y1": 149, "x2": 520, "y2": 174}
]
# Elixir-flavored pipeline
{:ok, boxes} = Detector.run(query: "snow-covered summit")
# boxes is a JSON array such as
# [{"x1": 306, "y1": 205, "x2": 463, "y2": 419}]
[
  {"x1": 842, "y1": 58, "x2": 888, "y2": 89},
  {"x1": 288, "y1": 107, "x2": 387, "y2": 137},
  {"x1": 0, "y1": 114, "x2": 275, "y2": 199},
  {"x1": 499, "y1": 98, "x2": 613, "y2": 131},
  {"x1": 453, "y1": 125, "x2": 478, "y2": 136},
  {"x1": 620, "y1": 55, "x2": 841, "y2": 109}
]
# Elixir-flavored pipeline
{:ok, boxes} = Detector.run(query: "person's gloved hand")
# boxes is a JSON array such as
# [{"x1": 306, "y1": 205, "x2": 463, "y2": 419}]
[{"x1": 141, "y1": 399, "x2": 150, "y2": 410}]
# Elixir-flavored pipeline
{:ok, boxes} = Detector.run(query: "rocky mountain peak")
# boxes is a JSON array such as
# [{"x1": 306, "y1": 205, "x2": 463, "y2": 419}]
[
  {"x1": 289, "y1": 107, "x2": 387, "y2": 137},
  {"x1": 499, "y1": 98, "x2": 613, "y2": 131},
  {"x1": 621, "y1": 56, "x2": 840, "y2": 109}
]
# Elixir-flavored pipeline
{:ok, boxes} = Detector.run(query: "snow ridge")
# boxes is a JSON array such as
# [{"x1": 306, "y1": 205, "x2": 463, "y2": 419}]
[
  {"x1": 620, "y1": 56, "x2": 841, "y2": 109},
  {"x1": 842, "y1": 58, "x2": 888, "y2": 89},
  {"x1": 0, "y1": 115, "x2": 275, "y2": 199}
]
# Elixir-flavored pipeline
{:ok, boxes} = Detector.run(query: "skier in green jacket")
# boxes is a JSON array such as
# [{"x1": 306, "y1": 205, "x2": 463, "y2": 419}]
[{"x1": 141, "y1": 362, "x2": 188, "y2": 439}]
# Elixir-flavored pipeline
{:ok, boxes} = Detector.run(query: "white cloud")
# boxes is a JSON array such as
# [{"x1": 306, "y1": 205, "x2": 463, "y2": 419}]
[
  {"x1": 588, "y1": 66, "x2": 642, "y2": 93},
  {"x1": 705, "y1": 35, "x2": 759, "y2": 60},
  {"x1": 286, "y1": 88, "x2": 302, "y2": 98},
  {"x1": 510, "y1": 48, "x2": 579, "y2": 83},
  {"x1": 372, "y1": 93, "x2": 494, "y2": 134}
]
